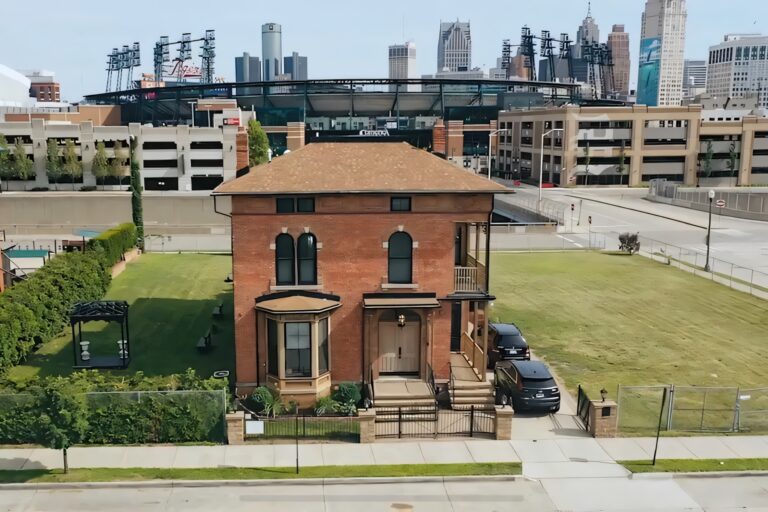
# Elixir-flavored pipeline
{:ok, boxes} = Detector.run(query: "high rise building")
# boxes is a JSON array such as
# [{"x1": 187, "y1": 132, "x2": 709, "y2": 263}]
[
  {"x1": 682, "y1": 59, "x2": 707, "y2": 100},
  {"x1": 607, "y1": 25, "x2": 631, "y2": 96},
  {"x1": 637, "y1": 0, "x2": 687, "y2": 106},
  {"x1": 21, "y1": 70, "x2": 61, "y2": 103},
  {"x1": 388, "y1": 42, "x2": 417, "y2": 91},
  {"x1": 706, "y1": 34, "x2": 768, "y2": 109},
  {"x1": 262, "y1": 23, "x2": 283, "y2": 81},
  {"x1": 437, "y1": 20, "x2": 471, "y2": 72},
  {"x1": 284, "y1": 52, "x2": 308, "y2": 80},
  {"x1": 235, "y1": 52, "x2": 261, "y2": 82},
  {"x1": 574, "y1": 3, "x2": 600, "y2": 59}
]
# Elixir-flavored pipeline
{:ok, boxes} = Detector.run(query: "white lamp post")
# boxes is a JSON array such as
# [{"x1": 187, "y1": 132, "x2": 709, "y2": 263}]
[
  {"x1": 705, "y1": 189, "x2": 715, "y2": 272},
  {"x1": 487, "y1": 129, "x2": 515, "y2": 180},
  {"x1": 539, "y1": 128, "x2": 565, "y2": 210}
]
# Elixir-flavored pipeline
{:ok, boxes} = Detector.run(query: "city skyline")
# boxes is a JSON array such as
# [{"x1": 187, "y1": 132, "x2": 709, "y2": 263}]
[{"x1": 1, "y1": 0, "x2": 765, "y2": 100}]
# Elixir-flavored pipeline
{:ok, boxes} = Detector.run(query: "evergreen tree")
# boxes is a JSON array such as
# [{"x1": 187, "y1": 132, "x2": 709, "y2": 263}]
[
  {"x1": 62, "y1": 139, "x2": 83, "y2": 190},
  {"x1": 247, "y1": 118, "x2": 270, "y2": 167},
  {"x1": 727, "y1": 142, "x2": 739, "y2": 186},
  {"x1": 110, "y1": 140, "x2": 128, "y2": 189},
  {"x1": 703, "y1": 140, "x2": 714, "y2": 178},
  {"x1": 0, "y1": 135, "x2": 12, "y2": 191},
  {"x1": 12, "y1": 137, "x2": 34, "y2": 183},
  {"x1": 129, "y1": 137, "x2": 144, "y2": 250},
  {"x1": 91, "y1": 141, "x2": 109, "y2": 190},
  {"x1": 46, "y1": 139, "x2": 62, "y2": 190}
]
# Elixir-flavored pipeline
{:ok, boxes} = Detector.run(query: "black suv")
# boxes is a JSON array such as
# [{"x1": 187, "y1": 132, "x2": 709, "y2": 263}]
[
  {"x1": 494, "y1": 360, "x2": 560, "y2": 413},
  {"x1": 487, "y1": 323, "x2": 530, "y2": 368}
]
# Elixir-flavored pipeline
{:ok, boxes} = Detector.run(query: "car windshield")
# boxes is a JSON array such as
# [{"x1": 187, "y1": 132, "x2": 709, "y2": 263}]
[
  {"x1": 497, "y1": 335, "x2": 527, "y2": 348},
  {"x1": 522, "y1": 377, "x2": 557, "y2": 389}
]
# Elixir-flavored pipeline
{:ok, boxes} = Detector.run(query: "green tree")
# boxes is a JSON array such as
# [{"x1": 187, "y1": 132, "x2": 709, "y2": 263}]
[
  {"x1": 727, "y1": 142, "x2": 739, "y2": 186},
  {"x1": 46, "y1": 139, "x2": 62, "y2": 190},
  {"x1": 129, "y1": 137, "x2": 144, "y2": 250},
  {"x1": 247, "y1": 119, "x2": 270, "y2": 167},
  {"x1": 110, "y1": 140, "x2": 128, "y2": 189},
  {"x1": 34, "y1": 378, "x2": 89, "y2": 473},
  {"x1": 703, "y1": 140, "x2": 714, "y2": 178},
  {"x1": 62, "y1": 139, "x2": 83, "y2": 190},
  {"x1": 12, "y1": 137, "x2": 34, "y2": 183},
  {"x1": 91, "y1": 141, "x2": 109, "y2": 190},
  {"x1": 0, "y1": 134, "x2": 12, "y2": 191},
  {"x1": 583, "y1": 137, "x2": 591, "y2": 186},
  {"x1": 617, "y1": 141, "x2": 627, "y2": 184}
]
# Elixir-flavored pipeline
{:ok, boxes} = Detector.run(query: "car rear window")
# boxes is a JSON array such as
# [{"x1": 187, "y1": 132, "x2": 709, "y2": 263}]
[
  {"x1": 497, "y1": 335, "x2": 527, "y2": 348},
  {"x1": 522, "y1": 378, "x2": 557, "y2": 389}
]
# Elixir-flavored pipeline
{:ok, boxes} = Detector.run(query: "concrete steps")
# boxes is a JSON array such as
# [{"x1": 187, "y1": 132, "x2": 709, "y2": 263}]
[{"x1": 374, "y1": 396, "x2": 436, "y2": 408}]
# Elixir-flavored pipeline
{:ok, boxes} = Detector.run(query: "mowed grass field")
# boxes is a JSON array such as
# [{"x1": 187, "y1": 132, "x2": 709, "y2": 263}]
[
  {"x1": 6, "y1": 254, "x2": 235, "y2": 384},
  {"x1": 489, "y1": 252, "x2": 768, "y2": 399}
]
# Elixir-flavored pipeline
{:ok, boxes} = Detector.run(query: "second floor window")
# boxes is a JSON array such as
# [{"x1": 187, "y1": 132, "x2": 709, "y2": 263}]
[
  {"x1": 275, "y1": 232, "x2": 319, "y2": 286},
  {"x1": 388, "y1": 232, "x2": 413, "y2": 284},
  {"x1": 297, "y1": 233, "x2": 317, "y2": 285},
  {"x1": 275, "y1": 234, "x2": 295, "y2": 285}
]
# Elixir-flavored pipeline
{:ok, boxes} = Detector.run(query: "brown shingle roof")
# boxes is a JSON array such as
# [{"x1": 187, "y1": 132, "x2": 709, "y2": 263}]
[{"x1": 213, "y1": 142, "x2": 511, "y2": 195}]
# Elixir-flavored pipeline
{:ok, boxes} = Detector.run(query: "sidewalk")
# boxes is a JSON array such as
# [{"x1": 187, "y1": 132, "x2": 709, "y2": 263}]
[{"x1": 3, "y1": 435, "x2": 767, "y2": 478}]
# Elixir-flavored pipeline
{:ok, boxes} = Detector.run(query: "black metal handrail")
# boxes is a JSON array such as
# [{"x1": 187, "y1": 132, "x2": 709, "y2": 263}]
[
  {"x1": 449, "y1": 364, "x2": 456, "y2": 407},
  {"x1": 367, "y1": 365, "x2": 375, "y2": 406},
  {"x1": 426, "y1": 362, "x2": 437, "y2": 404}
]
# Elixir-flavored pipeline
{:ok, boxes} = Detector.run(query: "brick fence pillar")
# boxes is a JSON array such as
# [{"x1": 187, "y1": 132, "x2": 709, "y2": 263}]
[
  {"x1": 226, "y1": 411, "x2": 245, "y2": 445},
  {"x1": 495, "y1": 407, "x2": 514, "y2": 440},
  {"x1": 358, "y1": 409, "x2": 376, "y2": 444},
  {"x1": 588, "y1": 400, "x2": 618, "y2": 438}
]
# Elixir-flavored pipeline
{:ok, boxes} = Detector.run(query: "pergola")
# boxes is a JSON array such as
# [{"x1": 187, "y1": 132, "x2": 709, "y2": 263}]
[{"x1": 70, "y1": 301, "x2": 131, "y2": 369}]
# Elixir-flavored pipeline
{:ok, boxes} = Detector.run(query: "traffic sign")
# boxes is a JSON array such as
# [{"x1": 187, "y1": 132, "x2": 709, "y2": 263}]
[{"x1": 715, "y1": 199, "x2": 726, "y2": 208}]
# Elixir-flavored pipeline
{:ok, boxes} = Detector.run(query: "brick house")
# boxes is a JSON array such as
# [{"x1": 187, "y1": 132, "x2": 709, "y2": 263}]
[{"x1": 213, "y1": 142, "x2": 509, "y2": 407}]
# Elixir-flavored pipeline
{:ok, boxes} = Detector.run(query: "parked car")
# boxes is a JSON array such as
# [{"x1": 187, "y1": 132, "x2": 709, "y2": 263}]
[
  {"x1": 487, "y1": 323, "x2": 530, "y2": 368},
  {"x1": 494, "y1": 360, "x2": 560, "y2": 413}
]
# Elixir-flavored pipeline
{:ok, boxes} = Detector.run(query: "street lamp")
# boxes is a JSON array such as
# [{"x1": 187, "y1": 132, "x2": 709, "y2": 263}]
[
  {"x1": 539, "y1": 128, "x2": 565, "y2": 209},
  {"x1": 487, "y1": 129, "x2": 515, "y2": 180},
  {"x1": 705, "y1": 189, "x2": 715, "y2": 272},
  {"x1": 0, "y1": 145, "x2": 6, "y2": 194}
]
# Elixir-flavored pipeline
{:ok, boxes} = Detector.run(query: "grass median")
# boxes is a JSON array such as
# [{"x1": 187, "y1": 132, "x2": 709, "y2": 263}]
[
  {"x1": 622, "y1": 459, "x2": 768, "y2": 473},
  {"x1": 0, "y1": 462, "x2": 522, "y2": 484}
]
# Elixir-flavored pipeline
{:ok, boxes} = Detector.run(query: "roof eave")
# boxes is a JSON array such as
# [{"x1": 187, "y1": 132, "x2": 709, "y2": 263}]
[{"x1": 213, "y1": 189, "x2": 513, "y2": 196}]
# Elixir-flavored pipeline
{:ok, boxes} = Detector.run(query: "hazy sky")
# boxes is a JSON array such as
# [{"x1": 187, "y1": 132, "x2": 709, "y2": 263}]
[{"x1": 3, "y1": 0, "x2": 766, "y2": 101}]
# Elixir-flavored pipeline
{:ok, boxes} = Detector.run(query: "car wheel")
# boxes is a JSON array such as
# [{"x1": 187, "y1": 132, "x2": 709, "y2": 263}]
[
  {"x1": 511, "y1": 399, "x2": 522, "y2": 413},
  {"x1": 552, "y1": 405, "x2": 560, "y2": 413}
]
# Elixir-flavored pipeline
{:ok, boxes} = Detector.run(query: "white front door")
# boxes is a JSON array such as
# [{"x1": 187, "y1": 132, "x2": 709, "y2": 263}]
[{"x1": 379, "y1": 321, "x2": 420, "y2": 374}]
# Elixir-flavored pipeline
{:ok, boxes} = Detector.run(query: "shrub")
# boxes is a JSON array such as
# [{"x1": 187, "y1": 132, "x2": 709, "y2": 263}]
[
  {"x1": 250, "y1": 386, "x2": 285, "y2": 418},
  {"x1": 86, "y1": 223, "x2": 137, "y2": 266},
  {"x1": 80, "y1": 186, "x2": 97, "y2": 192},
  {"x1": 333, "y1": 382, "x2": 361, "y2": 405},
  {"x1": 0, "y1": 252, "x2": 110, "y2": 372},
  {"x1": 314, "y1": 396, "x2": 339, "y2": 416}
]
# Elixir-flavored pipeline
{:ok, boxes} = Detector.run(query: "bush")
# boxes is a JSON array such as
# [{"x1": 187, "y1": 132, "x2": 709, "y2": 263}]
[
  {"x1": 250, "y1": 386, "x2": 285, "y2": 418},
  {"x1": 80, "y1": 186, "x2": 97, "y2": 192},
  {"x1": 29, "y1": 187, "x2": 49, "y2": 192},
  {"x1": 0, "y1": 369, "x2": 227, "y2": 445},
  {"x1": 314, "y1": 396, "x2": 339, "y2": 416},
  {"x1": 333, "y1": 382, "x2": 361, "y2": 405},
  {"x1": 0, "y1": 252, "x2": 110, "y2": 372},
  {"x1": 86, "y1": 223, "x2": 137, "y2": 266}
]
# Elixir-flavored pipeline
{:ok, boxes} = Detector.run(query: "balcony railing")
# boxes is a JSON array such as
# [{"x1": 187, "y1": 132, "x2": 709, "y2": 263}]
[{"x1": 454, "y1": 265, "x2": 486, "y2": 293}]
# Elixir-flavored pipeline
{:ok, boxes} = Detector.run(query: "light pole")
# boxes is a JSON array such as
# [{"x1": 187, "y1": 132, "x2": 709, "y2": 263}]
[
  {"x1": 705, "y1": 189, "x2": 715, "y2": 272},
  {"x1": 0, "y1": 145, "x2": 6, "y2": 194},
  {"x1": 539, "y1": 128, "x2": 564, "y2": 209},
  {"x1": 487, "y1": 129, "x2": 515, "y2": 180}
]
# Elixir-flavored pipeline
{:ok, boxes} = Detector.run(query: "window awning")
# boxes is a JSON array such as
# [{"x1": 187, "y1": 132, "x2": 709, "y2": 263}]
[
  {"x1": 362, "y1": 293, "x2": 441, "y2": 310},
  {"x1": 255, "y1": 291, "x2": 342, "y2": 314}
]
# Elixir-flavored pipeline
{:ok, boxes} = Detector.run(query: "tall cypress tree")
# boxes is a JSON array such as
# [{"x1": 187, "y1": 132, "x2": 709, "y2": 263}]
[{"x1": 129, "y1": 137, "x2": 144, "y2": 250}]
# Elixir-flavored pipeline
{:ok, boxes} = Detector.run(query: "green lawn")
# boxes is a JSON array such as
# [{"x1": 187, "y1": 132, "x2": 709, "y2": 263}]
[
  {"x1": 489, "y1": 252, "x2": 768, "y2": 400},
  {"x1": 6, "y1": 254, "x2": 235, "y2": 384},
  {"x1": 0, "y1": 462, "x2": 521, "y2": 483},
  {"x1": 622, "y1": 459, "x2": 768, "y2": 473}
]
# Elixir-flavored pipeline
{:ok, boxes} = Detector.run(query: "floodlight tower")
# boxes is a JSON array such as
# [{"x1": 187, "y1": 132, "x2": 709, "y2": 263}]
[
  {"x1": 559, "y1": 33, "x2": 575, "y2": 83},
  {"x1": 125, "y1": 42, "x2": 140, "y2": 89},
  {"x1": 154, "y1": 36, "x2": 170, "y2": 83},
  {"x1": 200, "y1": 30, "x2": 216, "y2": 84},
  {"x1": 177, "y1": 33, "x2": 192, "y2": 82},
  {"x1": 105, "y1": 48, "x2": 119, "y2": 92},
  {"x1": 520, "y1": 26, "x2": 537, "y2": 81},
  {"x1": 540, "y1": 30, "x2": 556, "y2": 82},
  {"x1": 115, "y1": 45, "x2": 129, "y2": 92}
]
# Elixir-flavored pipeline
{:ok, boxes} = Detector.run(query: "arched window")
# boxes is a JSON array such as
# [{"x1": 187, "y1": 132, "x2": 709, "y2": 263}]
[
  {"x1": 297, "y1": 233, "x2": 317, "y2": 285},
  {"x1": 388, "y1": 232, "x2": 413, "y2": 284},
  {"x1": 275, "y1": 234, "x2": 295, "y2": 286}
]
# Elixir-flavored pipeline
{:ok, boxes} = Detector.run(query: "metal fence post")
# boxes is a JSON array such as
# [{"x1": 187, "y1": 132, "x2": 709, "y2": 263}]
[
  {"x1": 666, "y1": 385, "x2": 674, "y2": 431},
  {"x1": 295, "y1": 414, "x2": 299, "y2": 474},
  {"x1": 733, "y1": 387, "x2": 741, "y2": 433},
  {"x1": 470, "y1": 405, "x2": 475, "y2": 437},
  {"x1": 398, "y1": 408, "x2": 402, "y2": 439},
  {"x1": 652, "y1": 387, "x2": 668, "y2": 465}
]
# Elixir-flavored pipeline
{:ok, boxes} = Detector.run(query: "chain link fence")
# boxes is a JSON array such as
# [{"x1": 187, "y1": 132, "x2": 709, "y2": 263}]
[{"x1": 617, "y1": 385, "x2": 768, "y2": 435}]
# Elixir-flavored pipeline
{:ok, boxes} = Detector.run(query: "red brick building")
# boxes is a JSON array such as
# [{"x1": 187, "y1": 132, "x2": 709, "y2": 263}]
[{"x1": 214, "y1": 142, "x2": 508, "y2": 406}]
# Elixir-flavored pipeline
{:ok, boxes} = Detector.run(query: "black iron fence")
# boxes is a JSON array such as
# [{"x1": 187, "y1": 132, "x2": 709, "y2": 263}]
[
  {"x1": 245, "y1": 414, "x2": 360, "y2": 442},
  {"x1": 375, "y1": 405, "x2": 495, "y2": 439},
  {"x1": 577, "y1": 385, "x2": 591, "y2": 431}
]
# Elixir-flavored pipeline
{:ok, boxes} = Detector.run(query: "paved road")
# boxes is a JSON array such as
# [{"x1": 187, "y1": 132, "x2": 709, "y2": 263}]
[{"x1": 2, "y1": 475, "x2": 767, "y2": 511}]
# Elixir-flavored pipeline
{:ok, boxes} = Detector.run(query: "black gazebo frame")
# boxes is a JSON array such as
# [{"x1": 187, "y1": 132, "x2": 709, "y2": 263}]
[{"x1": 70, "y1": 301, "x2": 131, "y2": 369}]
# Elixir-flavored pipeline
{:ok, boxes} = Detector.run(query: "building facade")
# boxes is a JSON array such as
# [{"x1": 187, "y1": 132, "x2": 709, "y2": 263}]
[
  {"x1": 22, "y1": 70, "x2": 60, "y2": 103},
  {"x1": 262, "y1": 23, "x2": 283, "y2": 81},
  {"x1": 638, "y1": 0, "x2": 687, "y2": 106},
  {"x1": 284, "y1": 52, "x2": 308, "y2": 81},
  {"x1": 213, "y1": 142, "x2": 506, "y2": 405},
  {"x1": 706, "y1": 34, "x2": 768, "y2": 110},
  {"x1": 388, "y1": 42, "x2": 418, "y2": 91},
  {"x1": 235, "y1": 53, "x2": 262, "y2": 82},
  {"x1": 496, "y1": 105, "x2": 768, "y2": 187},
  {"x1": 683, "y1": 59, "x2": 707, "y2": 101},
  {"x1": 607, "y1": 25, "x2": 631, "y2": 97},
  {"x1": 437, "y1": 21, "x2": 471, "y2": 72},
  {"x1": 574, "y1": 4, "x2": 600, "y2": 59}
]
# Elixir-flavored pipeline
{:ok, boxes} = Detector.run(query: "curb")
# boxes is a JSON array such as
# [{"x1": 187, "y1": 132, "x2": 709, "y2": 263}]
[
  {"x1": 565, "y1": 194, "x2": 707, "y2": 229},
  {"x1": 630, "y1": 470, "x2": 768, "y2": 480},
  {"x1": 0, "y1": 474, "x2": 521, "y2": 491}
]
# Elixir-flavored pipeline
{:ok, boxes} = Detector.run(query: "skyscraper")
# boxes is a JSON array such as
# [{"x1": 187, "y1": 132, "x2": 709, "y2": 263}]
[
  {"x1": 607, "y1": 24, "x2": 631, "y2": 96},
  {"x1": 706, "y1": 34, "x2": 768, "y2": 109},
  {"x1": 638, "y1": 0, "x2": 687, "y2": 106},
  {"x1": 574, "y1": 3, "x2": 600, "y2": 59},
  {"x1": 682, "y1": 59, "x2": 707, "y2": 100},
  {"x1": 437, "y1": 20, "x2": 471, "y2": 72},
  {"x1": 235, "y1": 52, "x2": 261, "y2": 82},
  {"x1": 284, "y1": 52, "x2": 308, "y2": 80},
  {"x1": 388, "y1": 42, "x2": 417, "y2": 91},
  {"x1": 262, "y1": 23, "x2": 283, "y2": 81}
]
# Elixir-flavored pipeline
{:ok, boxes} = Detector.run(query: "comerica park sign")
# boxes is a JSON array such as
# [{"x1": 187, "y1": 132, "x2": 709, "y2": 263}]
[{"x1": 358, "y1": 129, "x2": 390, "y2": 137}]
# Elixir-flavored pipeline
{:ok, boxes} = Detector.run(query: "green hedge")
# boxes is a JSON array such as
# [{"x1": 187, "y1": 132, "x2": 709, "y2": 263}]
[
  {"x1": 0, "y1": 370, "x2": 226, "y2": 445},
  {"x1": 86, "y1": 223, "x2": 137, "y2": 266},
  {"x1": 0, "y1": 252, "x2": 110, "y2": 372}
]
